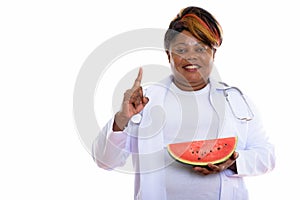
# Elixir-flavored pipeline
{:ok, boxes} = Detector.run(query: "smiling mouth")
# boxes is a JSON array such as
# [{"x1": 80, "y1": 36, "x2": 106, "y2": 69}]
[{"x1": 182, "y1": 64, "x2": 201, "y2": 70}]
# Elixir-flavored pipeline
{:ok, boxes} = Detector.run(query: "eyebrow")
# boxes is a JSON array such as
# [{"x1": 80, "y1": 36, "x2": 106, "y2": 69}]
[
  {"x1": 173, "y1": 42, "x2": 187, "y2": 46},
  {"x1": 172, "y1": 42, "x2": 205, "y2": 47}
]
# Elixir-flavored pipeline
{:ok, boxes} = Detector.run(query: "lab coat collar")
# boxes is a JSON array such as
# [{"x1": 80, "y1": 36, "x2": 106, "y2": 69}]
[{"x1": 157, "y1": 75, "x2": 225, "y2": 92}]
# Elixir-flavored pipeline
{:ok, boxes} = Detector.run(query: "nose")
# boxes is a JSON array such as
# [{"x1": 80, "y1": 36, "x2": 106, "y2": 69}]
[{"x1": 185, "y1": 51, "x2": 198, "y2": 62}]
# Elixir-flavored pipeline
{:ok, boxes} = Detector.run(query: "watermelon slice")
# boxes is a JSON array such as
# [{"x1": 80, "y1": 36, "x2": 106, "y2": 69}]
[{"x1": 167, "y1": 137, "x2": 237, "y2": 166}]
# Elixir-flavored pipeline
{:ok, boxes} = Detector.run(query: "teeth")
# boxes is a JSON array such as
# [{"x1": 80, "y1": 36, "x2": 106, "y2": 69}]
[{"x1": 184, "y1": 65, "x2": 199, "y2": 69}]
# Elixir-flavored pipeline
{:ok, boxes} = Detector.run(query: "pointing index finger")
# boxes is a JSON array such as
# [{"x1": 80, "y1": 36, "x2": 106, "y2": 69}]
[{"x1": 133, "y1": 67, "x2": 143, "y2": 88}]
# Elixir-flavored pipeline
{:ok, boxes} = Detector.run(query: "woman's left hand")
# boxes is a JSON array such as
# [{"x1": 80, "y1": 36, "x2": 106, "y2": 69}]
[{"x1": 193, "y1": 152, "x2": 239, "y2": 175}]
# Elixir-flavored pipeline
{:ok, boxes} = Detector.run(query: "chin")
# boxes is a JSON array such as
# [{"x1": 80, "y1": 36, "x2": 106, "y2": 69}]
[
  {"x1": 185, "y1": 76, "x2": 206, "y2": 84},
  {"x1": 180, "y1": 78, "x2": 207, "y2": 87}
]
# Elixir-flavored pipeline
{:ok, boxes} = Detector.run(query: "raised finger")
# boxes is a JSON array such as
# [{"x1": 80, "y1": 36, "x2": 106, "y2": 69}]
[{"x1": 132, "y1": 67, "x2": 143, "y2": 89}]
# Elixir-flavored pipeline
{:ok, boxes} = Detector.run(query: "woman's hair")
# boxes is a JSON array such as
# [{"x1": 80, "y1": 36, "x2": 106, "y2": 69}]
[{"x1": 164, "y1": 6, "x2": 223, "y2": 51}]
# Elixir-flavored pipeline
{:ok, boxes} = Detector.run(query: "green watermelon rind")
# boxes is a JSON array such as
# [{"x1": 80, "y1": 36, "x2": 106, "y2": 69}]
[{"x1": 167, "y1": 136, "x2": 238, "y2": 166}]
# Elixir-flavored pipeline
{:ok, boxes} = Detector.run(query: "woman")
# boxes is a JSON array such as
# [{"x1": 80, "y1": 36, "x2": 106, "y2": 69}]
[{"x1": 92, "y1": 6, "x2": 275, "y2": 200}]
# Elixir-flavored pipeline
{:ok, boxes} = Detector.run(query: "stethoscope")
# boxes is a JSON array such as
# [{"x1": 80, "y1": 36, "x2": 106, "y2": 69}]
[
  {"x1": 218, "y1": 82, "x2": 254, "y2": 122},
  {"x1": 130, "y1": 80, "x2": 254, "y2": 124}
]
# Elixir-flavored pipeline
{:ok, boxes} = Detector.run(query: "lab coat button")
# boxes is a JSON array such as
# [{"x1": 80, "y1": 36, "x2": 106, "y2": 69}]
[{"x1": 131, "y1": 114, "x2": 142, "y2": 123}]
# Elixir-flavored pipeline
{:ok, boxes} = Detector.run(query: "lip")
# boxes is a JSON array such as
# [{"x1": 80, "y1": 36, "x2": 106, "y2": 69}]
[
  {"x1": 182, "y1": 64, "x2": 201, "y2": 72},
  {"x1": 182, "y1": 64, "x2": 201, "y2": 69}
]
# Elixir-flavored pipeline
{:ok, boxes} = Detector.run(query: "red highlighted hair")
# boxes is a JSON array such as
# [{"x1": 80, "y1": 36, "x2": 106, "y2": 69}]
[{"x1": 164, "y1": 6, "x2": 223, "y2": 50}]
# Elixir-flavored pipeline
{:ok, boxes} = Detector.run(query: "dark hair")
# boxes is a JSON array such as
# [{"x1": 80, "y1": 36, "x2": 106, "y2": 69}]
[{"x1": 164, "y1": 6, "x2": 223, "y2": 50}]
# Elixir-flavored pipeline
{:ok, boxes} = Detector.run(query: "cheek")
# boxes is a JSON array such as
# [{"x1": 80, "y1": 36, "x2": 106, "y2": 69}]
[
  {"x1": 170, "y1": 54, "x2": 182, "y2": 67},
  {"x1": 201, "y1": 56, "x2": 214, "y2": 68},
  {"x1": 207, "y1": 57, "x2": 214, "y2": 66}
]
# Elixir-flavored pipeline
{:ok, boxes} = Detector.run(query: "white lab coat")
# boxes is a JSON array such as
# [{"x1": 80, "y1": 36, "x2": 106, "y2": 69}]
[{"x1": 92, "y1": 75, "x2": 275, "y2": 200}]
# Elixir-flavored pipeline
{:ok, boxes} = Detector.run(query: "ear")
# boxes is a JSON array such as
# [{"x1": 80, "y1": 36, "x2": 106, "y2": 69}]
[
  {"x1": 166, "y1": 50, "x2": 171, "y2": 63},
  {"x1": 212, "y1": 48, "x2": 217, "y2": 60}
]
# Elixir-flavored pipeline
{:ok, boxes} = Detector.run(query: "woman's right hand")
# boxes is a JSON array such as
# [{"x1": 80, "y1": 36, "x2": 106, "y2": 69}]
[{"x1": 113, "y1": 68, "x2": 149, "y2": 131}]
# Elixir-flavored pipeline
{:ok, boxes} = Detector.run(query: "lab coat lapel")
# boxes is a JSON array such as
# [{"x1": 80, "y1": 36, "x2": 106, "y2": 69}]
[
  {"x1": 208, "y1": 79, "x2": 227, "y2": 138},
  {"x1": 137, "y1": 77, "x2": 172, "y2": 200}
]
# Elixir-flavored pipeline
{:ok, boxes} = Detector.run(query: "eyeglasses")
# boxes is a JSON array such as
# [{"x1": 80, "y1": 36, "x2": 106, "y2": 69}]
[{"x1": 171, "y1": 44, "x2": 213, "y2": 58}]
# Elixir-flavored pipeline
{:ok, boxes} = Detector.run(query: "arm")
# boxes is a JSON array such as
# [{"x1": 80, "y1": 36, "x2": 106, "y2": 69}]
[
  {"x1": 234, "y1": 97, "x2": 276, "y2": 176},
  {"x1": 92, "y1": 68, "x2": 149, "y2": 170},
  {"x1": 92, "y1": 118, "x2": 131, "y2": 170}
]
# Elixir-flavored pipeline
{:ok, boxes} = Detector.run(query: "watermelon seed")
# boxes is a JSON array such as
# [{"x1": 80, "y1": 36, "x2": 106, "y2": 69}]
[
  {"x1": 217, "y1": 147, "x2": 221, "y2": 150},
  {"x1": 198, "y1": 158, "x2": 201, "y2": 160},
  {"x1": 210, "y1": 150, "x2": 213, "y2": 152}
]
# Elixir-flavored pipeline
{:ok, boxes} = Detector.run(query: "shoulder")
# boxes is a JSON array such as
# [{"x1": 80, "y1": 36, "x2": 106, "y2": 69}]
[{"x1": 143, "y1": 75, "x2": 173, "y2": 95}]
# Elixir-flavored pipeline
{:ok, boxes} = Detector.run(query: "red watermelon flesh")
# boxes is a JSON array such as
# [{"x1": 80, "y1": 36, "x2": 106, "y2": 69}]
[{"x1": 167, "y1": 137, "x2": 237, "y2": 166}]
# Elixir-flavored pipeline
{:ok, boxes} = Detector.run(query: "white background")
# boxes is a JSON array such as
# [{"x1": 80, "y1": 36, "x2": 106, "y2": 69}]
[{"x1": 1, "y1": 0, "x2": 299, "y2": 199}]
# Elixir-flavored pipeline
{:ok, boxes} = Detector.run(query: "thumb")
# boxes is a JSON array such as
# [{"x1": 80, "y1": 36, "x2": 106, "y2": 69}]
[
  {"x1": 142, "y1": 96, "x2": 149, "y2": 106},
  {"x1": 232, "y1": 152, "x2": 239, "y2": 160}
]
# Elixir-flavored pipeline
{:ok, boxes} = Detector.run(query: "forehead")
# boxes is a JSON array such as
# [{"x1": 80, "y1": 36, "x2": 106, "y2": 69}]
[{"x1": 170, "y1": 30, "x2": 201, "y2": 47}]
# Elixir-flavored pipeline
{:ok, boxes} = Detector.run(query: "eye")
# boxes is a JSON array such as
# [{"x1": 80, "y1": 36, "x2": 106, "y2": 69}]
[
  {"x1": 195, "y1": 46, "x2": 207, "y2": 53},
  {"x1": 174, "y1": 48, "x2": 187, "y2": 54}
]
